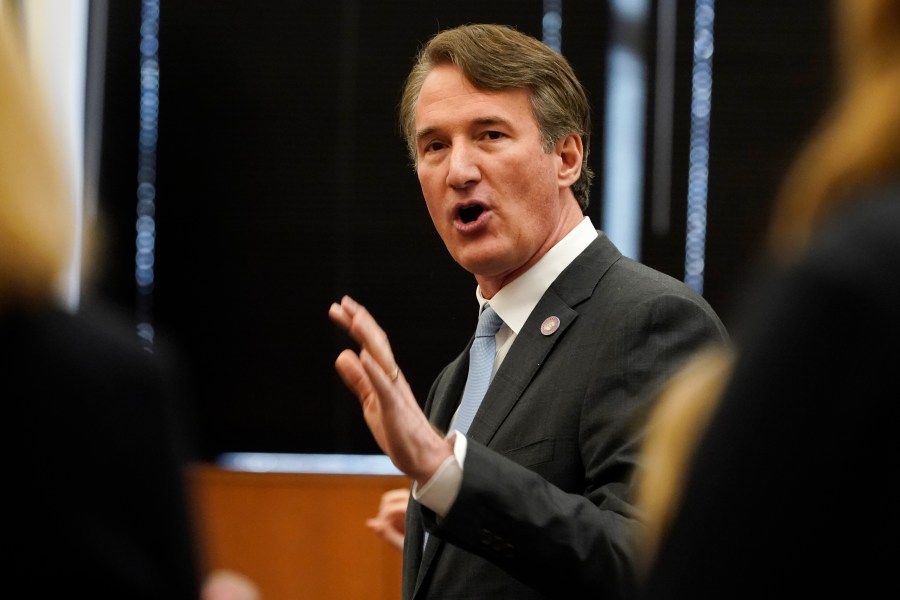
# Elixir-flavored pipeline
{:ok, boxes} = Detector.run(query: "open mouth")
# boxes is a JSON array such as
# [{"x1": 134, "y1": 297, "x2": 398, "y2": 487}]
[{"x1": 458, "y1": 204, "x2": 485, "y2": 224}]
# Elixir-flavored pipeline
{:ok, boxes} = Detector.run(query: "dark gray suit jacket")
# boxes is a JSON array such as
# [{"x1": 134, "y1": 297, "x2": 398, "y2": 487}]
[{"x1": 403, "y1": 232, "x2": 728, "y2": 599}]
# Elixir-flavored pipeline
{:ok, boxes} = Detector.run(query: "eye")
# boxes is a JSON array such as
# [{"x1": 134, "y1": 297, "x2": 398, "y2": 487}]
[
  {"x1": 423, "y1": 140, "x2": 448, "y2": 154},
  {"x1": 484, "y1": 130, "x2": 506, "y2": 141}
]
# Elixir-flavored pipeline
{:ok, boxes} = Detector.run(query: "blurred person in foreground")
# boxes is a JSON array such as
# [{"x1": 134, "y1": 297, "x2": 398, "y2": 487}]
[
  {"x1": 329, "y1": 23, "x2": 727, "y2": 599},
  {"x1": 635, "y1": 0, "x2": 900, "y2": 597},
  {"x1": 1, "y1": 13, "x2": 259, "y2": 599}
]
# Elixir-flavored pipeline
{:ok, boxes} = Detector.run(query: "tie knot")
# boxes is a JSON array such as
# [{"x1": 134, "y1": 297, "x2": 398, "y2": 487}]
[{"x1": 475, "y1": 305, "x2": 504, "y2": 338}]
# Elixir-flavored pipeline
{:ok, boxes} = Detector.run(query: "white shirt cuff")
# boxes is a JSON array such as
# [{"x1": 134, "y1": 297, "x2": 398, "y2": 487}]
[{"x1": 411, "y1": 431, "x2": 468, "y2": 517}]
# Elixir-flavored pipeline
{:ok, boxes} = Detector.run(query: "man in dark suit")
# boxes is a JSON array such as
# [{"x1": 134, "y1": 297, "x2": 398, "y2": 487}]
[{"x1": 329, "y1": 23, "x2": 727, "y2": 600}]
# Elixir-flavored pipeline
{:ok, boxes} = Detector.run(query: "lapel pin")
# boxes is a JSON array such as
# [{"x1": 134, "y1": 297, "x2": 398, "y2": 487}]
[{"x1": 540, "y1": 316, "x2": 560, "y2": 336}]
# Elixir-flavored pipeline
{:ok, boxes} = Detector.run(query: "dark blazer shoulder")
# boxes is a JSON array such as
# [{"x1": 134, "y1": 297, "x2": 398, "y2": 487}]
[{"x1": 557, "y1": 231, "x2": 721, "y2": 315}]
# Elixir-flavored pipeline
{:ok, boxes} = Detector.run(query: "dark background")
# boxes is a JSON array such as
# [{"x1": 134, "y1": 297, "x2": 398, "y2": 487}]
[{"x1": 89, "y1": 1, "x2": 833, "y2": 461}]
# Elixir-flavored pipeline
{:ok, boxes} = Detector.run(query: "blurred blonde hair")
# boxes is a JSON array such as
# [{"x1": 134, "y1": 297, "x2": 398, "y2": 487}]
[
  {"x1": 0, "y1": 14, "x2": 74, "y2": 310},
  {"x1": 633, "y1": 347, "x2": 733, "y2": 571},
  {"x1": 635, "y1": 0, "x2": 900, "y2": 570},
  {"x1": 768, "y1": 0, "x2": 900, "y2": 260}
]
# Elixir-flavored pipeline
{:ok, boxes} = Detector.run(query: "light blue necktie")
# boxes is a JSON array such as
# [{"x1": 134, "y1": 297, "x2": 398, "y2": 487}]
[
  {"x1": 423, "y1": 304, "x2": 503, "y2": 552},
  {"x1": 453, "y1": 304, "x2": 504, "y2": 435}
]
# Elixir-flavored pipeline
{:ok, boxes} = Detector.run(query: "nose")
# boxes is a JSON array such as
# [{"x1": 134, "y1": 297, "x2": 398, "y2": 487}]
[{"x1": 446, "y1": 142, "x2": 480, "y2": 189}]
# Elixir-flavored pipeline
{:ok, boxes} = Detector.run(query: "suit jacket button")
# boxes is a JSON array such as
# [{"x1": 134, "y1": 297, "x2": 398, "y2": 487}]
[
  {"x1": 479, "y1": 528, "x2": 493, "y2": 545},
  {"x1": 503, "y1": 542, "x2": 515, "y2": 558}
]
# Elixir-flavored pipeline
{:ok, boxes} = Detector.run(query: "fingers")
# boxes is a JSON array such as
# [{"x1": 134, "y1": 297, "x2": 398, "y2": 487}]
[
  {"x1": 361, "y1": 350, "x2": 406, "y2": 398},
  {"x1": 375, "y1": 489, "x2": 409, "y2": 532},
  {"x1": 330, "y1": 296, "x2": 449, "y2": 481},
  {"x1": 366, "y1": 487, "x2": 410, "y2": 552},
  {"x1": 366, "y1": 517, "x2": 405, "y2": 551},
  {"x1": 382, "y1": 487, "x2": 412, "y2": 504},
  {"x1": 334, "y1": 347, "x2": 405, "y2": 408},
  {"x1": 330, "y1": 295, "x2": 399, "y2": 380},
  {"x1": 369, "y1": 488, "x2": 409, "y2": 524},
  {"x1": 333, "y1": 349, "x2": 373, "y2": 400},
  {"x1": 202, "y1": 569, "x2": 261, "y2": 600},
  {"x1": 377, "y1": 488, "x2": 411, "y2": 522}
]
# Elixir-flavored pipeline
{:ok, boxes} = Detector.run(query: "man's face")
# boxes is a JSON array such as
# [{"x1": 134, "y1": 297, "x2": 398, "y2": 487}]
[{"x1": 414, "y1": 63, "x2": 583, "y2": 296}]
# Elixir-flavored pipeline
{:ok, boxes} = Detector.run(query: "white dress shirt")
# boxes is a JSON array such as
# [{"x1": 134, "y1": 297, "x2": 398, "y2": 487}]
[{"x1": 414, "y1": 216, "x2": 598, "y2": 515}]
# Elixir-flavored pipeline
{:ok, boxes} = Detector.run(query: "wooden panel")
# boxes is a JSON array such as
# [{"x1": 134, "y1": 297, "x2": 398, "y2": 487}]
[{"x1": 190, "y1": 465, "x2": 408, "y2": 599}]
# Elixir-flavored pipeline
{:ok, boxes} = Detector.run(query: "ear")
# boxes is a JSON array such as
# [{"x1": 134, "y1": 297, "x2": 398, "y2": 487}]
[{"x1": 555, "y1": 133, "x2": 583, "y2": 187}]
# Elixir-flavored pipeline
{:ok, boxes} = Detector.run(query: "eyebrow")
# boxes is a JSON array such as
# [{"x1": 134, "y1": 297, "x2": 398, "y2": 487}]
[{"x1": 415, "y1": 116, "x2": 514, "y2": 143}]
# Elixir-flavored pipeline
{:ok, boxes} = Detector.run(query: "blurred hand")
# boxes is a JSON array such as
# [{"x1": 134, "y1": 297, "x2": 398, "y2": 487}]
[
  {"x1": 367, "y1": 487, "x2": 410, "y2": 551},
  {"x1": 201, "y1": 569, "x2": 261, "y2": 600}
]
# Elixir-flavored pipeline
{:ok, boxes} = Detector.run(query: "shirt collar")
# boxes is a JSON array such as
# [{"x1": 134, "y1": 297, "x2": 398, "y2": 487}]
[{"x1": 475, "y1": 216, "x2": 597, "y2": 334}]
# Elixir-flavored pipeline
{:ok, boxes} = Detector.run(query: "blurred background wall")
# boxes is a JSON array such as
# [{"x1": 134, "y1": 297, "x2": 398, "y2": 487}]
[{"x1": 12, "y1": 0, "x2": 833, "y2": 461}]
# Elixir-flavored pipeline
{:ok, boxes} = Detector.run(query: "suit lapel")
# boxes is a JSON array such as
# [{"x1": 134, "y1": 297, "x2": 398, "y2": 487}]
[
  {"x1": 465, "y1": 233, "x2": 621, "y2": 445},
  {"x1": 426, "y1": 351, "x2": 469, "y2": 432},
  {"x1": 411, "y1": 233, "x2": 622, "y2": 596},
  {"x1": 464, "y1": 289, "x2": 575, "y2": 443}
]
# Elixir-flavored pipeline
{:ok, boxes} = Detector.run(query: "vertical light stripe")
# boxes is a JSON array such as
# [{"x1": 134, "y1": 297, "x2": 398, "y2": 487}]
[
  {"x1": 20, "y1": 0, "x2": 89, "y2": 311},
  {"x1": 601, "y1": 0, "x2": 649, "y2": 261},
  {"x1": 684, "y1": 0, "x2": 715, "y2": 294},
  {"x1": 136, "y1": 0, "x2": 160, "y2": 349}
]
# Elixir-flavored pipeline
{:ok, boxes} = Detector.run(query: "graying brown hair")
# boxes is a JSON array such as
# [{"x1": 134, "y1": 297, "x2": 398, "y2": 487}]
[{"x1": 399, "y1": 23, "x2": 595, "y2": 210}]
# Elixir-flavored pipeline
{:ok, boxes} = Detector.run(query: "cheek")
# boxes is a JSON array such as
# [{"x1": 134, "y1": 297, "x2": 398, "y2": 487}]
[
  {"x1": 502, "y1": 161, "x2": 556, "y2": 210},
  {"x1": 418, "y1": 167, "x2": 443, "y2": 198},
  {"x1": 419, "y1": 185, "x2": 446, "y2": 231},
  {"x1": 500, "y1": 150, "x2": 554, "y2": 188},
  {"x1": 424, "y1": 201, "x2": 442, "y2": 228}
]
